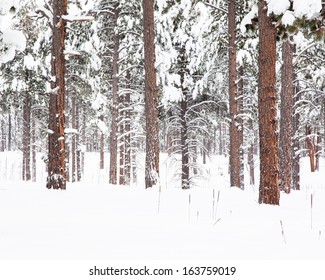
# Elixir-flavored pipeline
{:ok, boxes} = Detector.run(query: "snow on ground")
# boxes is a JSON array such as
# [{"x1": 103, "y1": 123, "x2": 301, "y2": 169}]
[{"x1": 0, "y1": 151, "x2": 324, "y2": 260}]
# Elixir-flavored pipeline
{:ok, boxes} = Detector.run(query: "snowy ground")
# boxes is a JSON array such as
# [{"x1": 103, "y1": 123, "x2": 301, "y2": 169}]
[{"x1": 0, "y1": 151, "x2": 324, "y2": 260}]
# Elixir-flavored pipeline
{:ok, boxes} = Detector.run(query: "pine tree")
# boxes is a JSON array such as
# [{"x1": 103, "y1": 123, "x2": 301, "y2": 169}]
[
  {"x1": 257, "y1": 0, "x2": 280, "y2": 205},
  {"x1": 228, "y1": 0, "x2": 241, "y2": 188},
  {"x1": 47, "y1": 0, "x2": 67, "y2": 190},
  {"x1": 142, "y1": 0, "x2": 160, "y2": 188},
  {"x1": 279, "y1": 39, "x2": 294, "y2": 194}
]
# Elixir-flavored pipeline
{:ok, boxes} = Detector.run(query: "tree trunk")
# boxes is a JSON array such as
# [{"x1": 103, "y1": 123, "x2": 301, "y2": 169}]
[
  {"x1": 219, "y1": 122, "x2": 223, "y2": 155},
  {"x1": 31, "y1": 110, "x2": 36, "y2": 182},
  {"x1": 8, "y1": 111, "x2": 11, "y2": 151},
  {"x1": 71, "y1": 91, "x2": 76, "y2": 181},
  {"x1": 315, "y1": 132, "x2": 321, "y2": 171},
  {"x1": 193, "y1": 141, "x2": 198, "y2": 175},
  {"x1": 228, "y1": 0, "x2": 241, "y2": 188},
  {"x1": 109, "y1": 4, "x2": 120, "y2": 185},
  {"x1": 76, "y1": 99, "x2": 81, "y2": 181},
  {"x1": 119, "y1": 90, "x2": 125, "y2": 185},
  {"x1": 143, "y1": 0, "x2": 160, "y2": 188},
  {"x1": 22, "y1": 90, "x2": 31, "y2": 181},
  {"x1": 202, "y1": 138, "x2": 207, "y2": 165},
  {"x1": 306, "y1": 125, "x2": 316, "y2": 172},
  {"x1": 81, "y1": 102, "x2": 86, "y2": 178},
  {"x1": 258, "y1": 0, "x2": 280, "y2": 205},
  {"x1": 47, "y1": 0, "x2": 67, "y2": 190},
  {"x1": 180, "y1": 97, "x2": 189, "y2": 189},
  {"x1": 99, "y1": 114, "x2": 105, "y2": 170},
  {"x1": 279, "y1": 39, "x2": 294, "y2": 194},
  {"x1": 1, "y1": 119, "x2": 5, "y2": 152},
  {"x1": 238, "y1": 65, "x2": 244, "y2": 189},
  {"x1": 248, "y1": 118, "x2": 255, "y2": 185},
  {"x1": 65, "y1": 94, "x2": 70, "y2": 182},
  {"x1": 124, "y1": 72, "x2": 131, "y2": 185},
  {"x1": 292, "y1": 82, "x2": 300, "y2": 190}
]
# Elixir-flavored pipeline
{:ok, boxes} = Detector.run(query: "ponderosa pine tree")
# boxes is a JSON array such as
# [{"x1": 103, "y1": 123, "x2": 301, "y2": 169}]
[
  {"x1": 279, "y1": 39, "x2": 294, "y2": 194},
  {"x1": 257, "y1": 0, "x2": 280, "y2": 205},
  {"x1": 228, "y1": 0, "x2": 241, "y2": 188},
  {"x1": 47, "y1": 0, "x2": 67, "y2": 190},
  {"x1": 142, "y1": 0, "x2": 159, "y2": 188},
  {"x1": 109, "y1": 2, "x2": 120, "y2": 185}
]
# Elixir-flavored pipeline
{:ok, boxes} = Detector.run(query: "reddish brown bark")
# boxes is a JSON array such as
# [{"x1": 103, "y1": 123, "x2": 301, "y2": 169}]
[
  {"x1": 258, "y1": 0, "x2": 280, "y2": 205},
  {"x1": 143, "y1": 0, "x2": 160, "y2": 188},
  {"x1": 47, "y1": 0, "x2": 67, "y2": 190}
]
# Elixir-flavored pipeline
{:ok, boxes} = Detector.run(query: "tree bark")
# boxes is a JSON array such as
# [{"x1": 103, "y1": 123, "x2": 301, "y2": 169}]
[
  {"x1": 292, "y1": 82, "x2": 300, "y2": 190},
  {"x1": 22, "y1": 90, "x2": 31, "y2": 181},
  {"x1": 124, "y1": 71, "x2": 131, "y2": 185},
  {"x1": 142, "y1": 0, "x2": 160, "y2": 188},
  {"x1": 71, "y1": 91, "x2": 76, "y2": 181},
  {"x1": 47, "y1": 0, "x2": 67, "y2": 190},
  {"x1": 279, "y1": 39, "x2": 294, "y2": 194},
  {"x1": 315, "y1": 132, "x2": 321, "y2": 171},
  {"x1": 306, "y1": 125, "x2": 316, "y2": 172},
  {"x1": 99, "y1": 114, "x2": 105, "y2": 170},
  {"x1": 109, "y1": 4, "x2": 120, "y2": 184},
  {"x1": 238, "y1": 65, "x2": 244, "y2": 189},
  {"x1": 258, "y1": 0, "x2": 280, "y2": 205},
  {"x1": 8, "y1": 112, "x2": 11, "y2": 151},
  {"x1": 119, "y1": 90, "x2": 125, "y2": 185},
  {"x1": 248, "y1": 118, "x2": 255, "y2": 185},
  {"x1": 180, "y1": 96, "x2": 189, "y2": 189},
  {"x1": 31, "y1": 110, "x2": 36, "y2": 182},
  {"x1": 228, "y1": 0, "x2": 241, "y2": 188},
  {"x1": 0, "y1": 119, "x2": 5, "y2": 152},
  {"x1": 76, "y1": 99, "x2": 81, "y2": 181}
]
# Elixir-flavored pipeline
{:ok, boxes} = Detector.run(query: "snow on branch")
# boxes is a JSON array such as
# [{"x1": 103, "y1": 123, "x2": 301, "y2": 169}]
[
  {"x1": 202, "y1": 1, "x2": 227, "y2": 14},
  {"x1": 62, "y1": 15, "x2": 95, "y2": 23},
  {"x1": 64, "y1": 50, "x2": 81, "y2": 56}
]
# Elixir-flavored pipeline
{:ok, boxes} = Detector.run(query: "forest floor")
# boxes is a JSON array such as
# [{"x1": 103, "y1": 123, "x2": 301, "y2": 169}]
[{"x1": 0, "y1": 152, "x2": 324, "y2": 259}]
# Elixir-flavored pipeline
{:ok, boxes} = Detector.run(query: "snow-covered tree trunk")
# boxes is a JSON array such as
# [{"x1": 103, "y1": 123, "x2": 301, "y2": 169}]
[
  {"x1": 257, "y1": 0, "x2": 280, "y2": 205},
  {"x1": 47, "y1": 0, "x2": 67, "y2": 190},
  {"x1": 142, "y1": 0, "x2": 160, "y2": 188}
]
